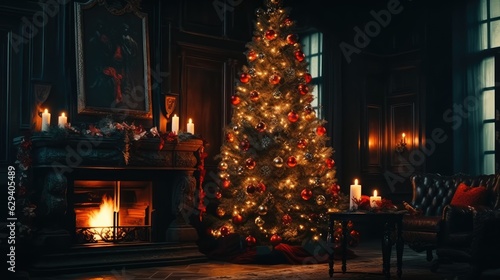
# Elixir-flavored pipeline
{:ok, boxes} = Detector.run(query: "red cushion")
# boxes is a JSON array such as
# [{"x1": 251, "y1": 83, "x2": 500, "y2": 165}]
[{"x1": 450, "y1": 182, "x2": 488, "y2": 207}]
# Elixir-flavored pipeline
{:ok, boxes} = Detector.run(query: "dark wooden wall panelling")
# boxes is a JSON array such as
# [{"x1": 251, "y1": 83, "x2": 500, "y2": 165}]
[
  {"x1": 0, "y1": 1, "x2": 47, "y2": 164},
  {"x1": 0, "y1": 1, "x2": 48, "y2": 221},
  {"x1": 177, "y1": 44, "x2": 239, "y2": 169},
  {"x1": 386, "y1": 61, "x2": 420, "y2": 199},
  {"x1": 0, "y1": 0, "x2": 460, "y2": 207},
  {"x1": 172, "y1": 0, "x2": 256, "y2": 184}
]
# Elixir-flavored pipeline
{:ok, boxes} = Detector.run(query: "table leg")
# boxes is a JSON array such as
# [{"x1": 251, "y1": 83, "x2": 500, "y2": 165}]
[
  {"x1": 328, "y1": 216, "x2": 334, "y2": 278},
  {"x1": 382, "y1": 221, "x2": 393, "y2": 279},
  {"x1": 341, "y1": 220, "x2": 348, "y2": 273},
  {"x1": 396, "y1": 219, "x2": 403, "y2": 278}
]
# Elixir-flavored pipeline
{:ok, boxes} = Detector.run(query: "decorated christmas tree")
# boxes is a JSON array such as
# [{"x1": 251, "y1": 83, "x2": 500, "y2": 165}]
[{"x1": 210, "y1": 0, "x2": 347, "y2": 246}]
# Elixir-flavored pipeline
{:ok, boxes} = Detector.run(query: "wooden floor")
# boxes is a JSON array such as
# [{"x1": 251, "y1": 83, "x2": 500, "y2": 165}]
[{"x1": 14, "y1": 237, "x2": 500, "y2": 280}]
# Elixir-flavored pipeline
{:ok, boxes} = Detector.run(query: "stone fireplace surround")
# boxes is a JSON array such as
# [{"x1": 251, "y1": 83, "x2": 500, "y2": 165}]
[{"x1": 17, "y1": 134, "x2": 207, "y2": 275}]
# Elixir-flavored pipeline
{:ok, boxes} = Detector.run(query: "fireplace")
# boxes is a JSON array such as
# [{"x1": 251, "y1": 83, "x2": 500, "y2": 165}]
[
  {"x1": 17, "y1": 135, "x2": 207, "y2": 274},
  {"x1": 73, "y1": 180, "x2": 152, "y2": 244}
]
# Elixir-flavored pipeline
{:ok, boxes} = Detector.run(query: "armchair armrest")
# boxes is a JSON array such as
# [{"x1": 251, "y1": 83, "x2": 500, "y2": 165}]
[
  {"x1": 441, "y1": 205, "x2": 496, "y2": 245},
  {"x1": 470, "y1": 210, "x2": 500, "y2": 268},
  {"x1": 441, "y1": 204, "x2": 474, "y2": 234}
]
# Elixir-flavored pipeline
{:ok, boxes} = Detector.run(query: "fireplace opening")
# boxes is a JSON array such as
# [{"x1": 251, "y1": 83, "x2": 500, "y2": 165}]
[{"x1": 73, "y1": 180, "x2": 152, "y2": 244}]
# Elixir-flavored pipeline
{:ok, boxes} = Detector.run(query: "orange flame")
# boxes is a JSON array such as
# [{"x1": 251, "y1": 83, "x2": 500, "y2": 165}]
[{"x1": 88, "y1": 195, "x2": 114, "y2": 240}]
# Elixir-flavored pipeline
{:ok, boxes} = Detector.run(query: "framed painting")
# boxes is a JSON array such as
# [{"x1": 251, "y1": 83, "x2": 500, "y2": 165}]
[{"x1": 75, "y1": 0, "x2": 152, "y2": 119}]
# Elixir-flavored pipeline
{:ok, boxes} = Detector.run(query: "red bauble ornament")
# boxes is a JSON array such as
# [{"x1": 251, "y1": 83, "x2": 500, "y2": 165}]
[
  {"x1": 226, "y1": 133, "x2": 234, "y2": 143},
  {"x1": 347, "y1": 220, "x2": 354, "y2": 229},
  {"x1": 325, "y1": 158, "x2": 335, "y2": 169},
  {"x1": 298, "y1": 84, "x2": 309, "y2": 95},
  {"x1": 248, "y1": 50, "x2": 257, "y2": 61},
  {"x1": 349, "y1": 230, "x2": 360, "y2": 247},
  {"x1": 270, "y1": 234, "x2": 282, "y2": 246},
  {"x1": 240, "y1": 139, "x2": 250, "y2": 151},
  {"x1": 246, "y1": 184, "x2": 256, "y2": 194},
  {"x1": 287, "y1": 156, "x2": 297, "y2": 167},
  {"x1": 329, "y1": 183, "x2": 340, "y2": 195},
  {"x1": 269, "y1": 73, "x2": 281, "y2": 85},
  {"x1": 304, "y1": 73, "x2": 312, "y2": 84},
  {"x1": 232, "y1": 214, "x2": 243, "y2": 225},
  {"x1": 301, "y1": 188, "x2": 313, "y2": 200},
  {"x1": 294, "y1": 50, "x2": 305, "y2": 61},
  {"x1": 282, "y1": 214, "x2": 292, "y2": 225},
  {"x1": 245, "y1": 158, "x2": 256, "y2": 170},
  {"x1": 283, "y1": 17, "x2": 293, "y2": 26},
  {"x1": 257, "y1": 182, "x2": 266, "y2": 192},
  {"x1": 255, "y1": 121, "x2": 266, "y2": 132},
  {"x1": 240, "y1": 73, "x2": 251, "y2": 83},
  {"x1": 216, "y1": 192, "x2": 222, "y2": 199},
  {"x1": 265, "y1": 29, "x2": 277, "y2": 40},
  {"x1": 287, "y1": 111, "x2": 299, "y2": 122},
  {"x1": 316, "y1": 126, "x2": 327, "y2": 136},
  {"x1": 220, "y1": 226, "x2": 230, "y2": 237},
  {"x1": 250, "y1": 90, "x2": 260, "y2": 102},
  {"x1": 297, "y1": 139, "x2": 307, "y2": 149},
  {"x1": 222, "y1": 179, "x2": 231, "y2": 188},
  {"x1": 246, "y1": 235, "x2": 257, "y2": 247},
  {"x1": 231, "y1": 95, "x2": 241, "y2": 105},
  {"x1": 286, "y1": 34, "x2": 298, "y2": 45}
]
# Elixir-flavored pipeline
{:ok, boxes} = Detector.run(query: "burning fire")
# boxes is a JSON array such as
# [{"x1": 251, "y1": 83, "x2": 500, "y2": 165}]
[{"x1": 88, "y1": 195, "x2": 114, "y2": 238}]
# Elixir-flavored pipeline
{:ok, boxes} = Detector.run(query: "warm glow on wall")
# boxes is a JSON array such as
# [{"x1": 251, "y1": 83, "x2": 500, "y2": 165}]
[{"x1": 368, "y1": 135, "x2": 376, "y2": 150}]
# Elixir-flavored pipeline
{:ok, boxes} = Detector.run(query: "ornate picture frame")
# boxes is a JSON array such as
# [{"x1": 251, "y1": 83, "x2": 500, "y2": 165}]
[{"x1": 75, "y1": 0, "x2": 152, "y2": 119}]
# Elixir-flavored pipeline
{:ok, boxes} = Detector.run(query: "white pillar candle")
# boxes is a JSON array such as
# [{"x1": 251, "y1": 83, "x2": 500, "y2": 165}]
[
  {"x1": 349, "y1": 179, "x2": 362, "y2": 210},
  {"x1": 370, "y1": 189, "x2": 382, "y2": 208},
  {"x1": 41, "y1": 109, "x2": 51, "y2": 132},
  {"x1": 58, "y1": 112, "x2": 67, "y2": 128},
  {"x1": 187, "y1": 118, "x2": 194, "y2": 134},
  {"x1": 171, "y1": 114, "x2": 179, "y2": 134}
]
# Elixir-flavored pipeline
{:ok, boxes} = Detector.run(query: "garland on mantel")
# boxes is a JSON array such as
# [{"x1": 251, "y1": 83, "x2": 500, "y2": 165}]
[
  {"x1": 42, "y1": 116, "x2": 182, "y2": 148},
  {"x1": 15, "y1": 116, "x2": 208, "y2": 239}
]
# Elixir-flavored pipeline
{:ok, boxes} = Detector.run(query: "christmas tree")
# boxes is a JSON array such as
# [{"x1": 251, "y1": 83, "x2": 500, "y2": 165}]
[{"x1": 210, "y1": 0, "x2": 346, "y2": 246}]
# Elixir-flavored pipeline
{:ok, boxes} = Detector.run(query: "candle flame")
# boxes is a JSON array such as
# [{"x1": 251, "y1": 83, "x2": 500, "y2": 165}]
[
  {"x1": 61, "y1": 112, "x2": 66, "y2": 117},
  {"x1": 373, "y1": 190, "x2": 378, "y2": 197},
  {"x1": 44, "y1": 109, "x2": 48, "y2": 113},
  {"x1": 354, "y1": 179, "x2": 358, "y2": 185},
  {"x1": 188, "y1": 118, "x2": 192, "y2": 123}
]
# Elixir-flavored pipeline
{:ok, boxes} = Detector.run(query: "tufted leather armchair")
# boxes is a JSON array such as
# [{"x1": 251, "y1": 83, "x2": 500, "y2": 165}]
[
  {"x1": 401, "y1": 173, "x2": 500, "y2": 267},
  {"x1": 434, "y1": 174, "x2": 500, "y2": 277}
]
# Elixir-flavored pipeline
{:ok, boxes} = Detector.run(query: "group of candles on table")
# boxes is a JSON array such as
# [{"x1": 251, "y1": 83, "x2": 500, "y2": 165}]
[
  {"x1": 349, "y1": 179, "x2": 382, "y2": 210},
  {"x1": 40, "y1": 110, "x2": 195, "y2": 135}
]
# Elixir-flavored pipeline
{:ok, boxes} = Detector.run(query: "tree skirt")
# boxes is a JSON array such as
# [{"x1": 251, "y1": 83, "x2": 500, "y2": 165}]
[{"x1": 199, "y1": 233, "x2": 357, "y2": 265}]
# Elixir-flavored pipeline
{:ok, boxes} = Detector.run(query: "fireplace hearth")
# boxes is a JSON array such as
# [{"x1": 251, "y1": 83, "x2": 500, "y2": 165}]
[
  {"x1": 73, "y1": 180, "x2": 152, "y2": 244},
  {"x1": 16, "y1": 134, "x2": 207, "y2": 275}
]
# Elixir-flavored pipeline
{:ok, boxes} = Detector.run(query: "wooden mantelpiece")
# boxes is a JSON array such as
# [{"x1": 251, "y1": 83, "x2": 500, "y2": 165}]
[
  {"x1": 17, "y1": 134, "x2": 205, "y2": 253},
  {"x1": 29, "y1": 134, "x2": 203, "y2": 168}
]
